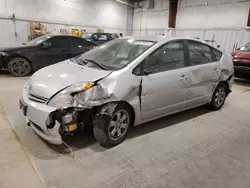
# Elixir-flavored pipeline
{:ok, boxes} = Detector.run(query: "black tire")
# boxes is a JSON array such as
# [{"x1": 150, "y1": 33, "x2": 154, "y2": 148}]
[
  {"x1": 8, "y1": 57, "x2": 32, "y2": 77},
  {"x1": 208, "y1": 83, "x2": 227, "y2": 110},
  {"x1": 93, "y1": 102, "x2": 133, "y2": 147}
]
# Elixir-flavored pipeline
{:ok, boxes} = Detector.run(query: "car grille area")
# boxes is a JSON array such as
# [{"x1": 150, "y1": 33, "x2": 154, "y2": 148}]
[{"x1": 28, "y1": 93, "x2": 48, "y2": 103}]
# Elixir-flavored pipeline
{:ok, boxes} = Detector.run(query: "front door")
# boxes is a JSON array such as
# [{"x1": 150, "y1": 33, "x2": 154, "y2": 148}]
[
  {"x1": 141, "y1": 40, "x2": 190, "y2": 120},
  {"x1": 35, "y1": 36, "x2": 70, "y2": 69},
  {"x1": 185, "y1": 40, "x2": 221, "y2": 107},
  {"x1": 69, "y1": 37, "x2": 95, "y2": 58}
]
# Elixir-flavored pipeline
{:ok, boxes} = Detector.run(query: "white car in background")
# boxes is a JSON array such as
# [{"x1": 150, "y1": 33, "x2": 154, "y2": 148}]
[{"x1": 20, "y1": 36, "x2": 234, "y2": 147}]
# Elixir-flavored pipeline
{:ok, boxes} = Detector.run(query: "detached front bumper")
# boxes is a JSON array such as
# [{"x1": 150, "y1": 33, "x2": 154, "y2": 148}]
[{"x1": 20, "y1": 87, "x2": 63, "y2": 145}]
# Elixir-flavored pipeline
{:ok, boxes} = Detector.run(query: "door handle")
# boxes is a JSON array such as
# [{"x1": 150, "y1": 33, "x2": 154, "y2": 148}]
[{"x1": 180, "y1": 75, "x2": 188, "y2": 81}]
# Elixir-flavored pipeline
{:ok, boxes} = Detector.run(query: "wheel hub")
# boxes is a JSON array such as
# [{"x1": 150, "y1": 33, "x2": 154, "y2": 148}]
[
  {"x1": 108, "y1": 110, "x2": 129, "y2": 141},
  {"x1": 214, "y1": 87, "x2": 225, "y2": 107}
]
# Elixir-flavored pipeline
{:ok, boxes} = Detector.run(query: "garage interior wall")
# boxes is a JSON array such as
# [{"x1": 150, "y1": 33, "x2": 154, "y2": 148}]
[
  {"x1": 0, "y1": 0, "x2": 131, "y2": 46},
  {"x1": 133, "y1": 0, "x2": 250, "y2": 53}
]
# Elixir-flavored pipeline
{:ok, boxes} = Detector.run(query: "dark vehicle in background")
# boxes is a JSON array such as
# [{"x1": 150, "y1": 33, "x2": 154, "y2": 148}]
[
  {"x1": 232, "y1": 42, "x2": 250, "y2": 79},
  {"x1": 0, "y1": 35, "x2": 98, "y2": 77},
  {"x1": 83, "y1": 33, "x2": 118, "y2": 44}
]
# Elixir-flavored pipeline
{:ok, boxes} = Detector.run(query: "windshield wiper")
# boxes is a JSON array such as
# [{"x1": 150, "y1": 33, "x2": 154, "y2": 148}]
[{"x1": 85, "y1": 59, "x2": 107, "y2": 70}]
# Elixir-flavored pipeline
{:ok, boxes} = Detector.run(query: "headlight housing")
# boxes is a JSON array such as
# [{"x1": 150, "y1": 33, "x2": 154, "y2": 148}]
[
  {"x1": 0, "y1": 52, "x2": 8, "y2": 57},
  {"x1": 47, "y1": 82, "x2": 94, "y2": 108}
]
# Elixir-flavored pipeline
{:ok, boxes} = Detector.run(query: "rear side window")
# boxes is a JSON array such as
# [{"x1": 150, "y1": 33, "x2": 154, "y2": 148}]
[
  {"x1": 188, "y1": 40, "x2": 212, "y2": 65},
  {"x1": 212, "y1": 48, "x2": 223, "y2": 61},
  {"x1": 47, "y1": 37, "x2": 68, "y2": 49}
]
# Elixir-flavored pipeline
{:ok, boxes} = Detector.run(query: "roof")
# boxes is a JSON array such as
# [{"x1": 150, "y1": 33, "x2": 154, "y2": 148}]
[
  {"x1": 120, "y1": 35, "x2": 221, "y2": 51},
  {"x1": 46, "y1": 34, "x2": 83, "y2": 39},
  {"x1": 122, "y1": 35, "x2": 171, "y2": 42}
]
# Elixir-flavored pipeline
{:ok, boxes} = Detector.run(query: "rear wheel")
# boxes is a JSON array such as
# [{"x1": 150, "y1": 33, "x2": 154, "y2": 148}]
[
  {"x1": 208, "y1": 83, "x2": 227, "y2": 110},
  {"x1": 93, "y1": 103, "x2": 133, "y2": 147},
  {"x1": 8, "y1": 57, "x2": 32, "y2": 77}
]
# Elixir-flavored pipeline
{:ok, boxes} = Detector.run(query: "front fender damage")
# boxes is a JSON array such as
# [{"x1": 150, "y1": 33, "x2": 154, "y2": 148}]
[{"x1": 50, "y1": 77, "x2": 141, "y2": 139}]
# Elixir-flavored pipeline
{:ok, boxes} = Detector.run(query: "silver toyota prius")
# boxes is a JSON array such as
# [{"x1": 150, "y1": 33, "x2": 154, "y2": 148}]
[{"x1": 20, "y1": 36, "x2": 234, "y2": 147}]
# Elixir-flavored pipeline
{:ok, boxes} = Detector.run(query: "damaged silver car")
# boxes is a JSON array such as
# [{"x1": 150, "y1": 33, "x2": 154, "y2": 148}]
[{"x1": 20, "y1": 36, "x2": 234, "y2": 147}]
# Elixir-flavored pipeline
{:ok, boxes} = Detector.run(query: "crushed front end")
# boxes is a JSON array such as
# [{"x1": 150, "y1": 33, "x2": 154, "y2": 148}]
[{"x1": 20, "y1": 79, "x2": 113, "y2": 145}]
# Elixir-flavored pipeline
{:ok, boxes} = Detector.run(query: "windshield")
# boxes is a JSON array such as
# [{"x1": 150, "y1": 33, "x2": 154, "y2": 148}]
[
  {"x1": 25, "y1": 35, "x2": 51, "y2": 46},
  {"x1": 73, "y1": 39, "x2": 156, "y2": 70},
  {"x1": 240, "y1": 42, "x2": 250, "y2": 52}
]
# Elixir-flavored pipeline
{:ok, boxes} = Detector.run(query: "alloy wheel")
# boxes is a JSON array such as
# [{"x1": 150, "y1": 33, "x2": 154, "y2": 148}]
[
  {"x1": 108, "y1": 110, "x2": 130, "y2": 141},
  {"x1": 9, "y1": 58, "x2": 31, "y2": 77},
  {"x1": 214, "y1": 87, "x2": 226, "y2": 108}
]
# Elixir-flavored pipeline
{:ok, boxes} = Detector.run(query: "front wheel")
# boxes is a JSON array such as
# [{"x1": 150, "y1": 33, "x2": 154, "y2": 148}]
[
  {"x1": 93, "y1": 103, "x2": 133, "y2": 147},
  {"x1": 8, "y1": 57, "x2": 32, "y2": 77},
  {"x1": 208, "y1": 83, "x2": 227, "y2": 110}
]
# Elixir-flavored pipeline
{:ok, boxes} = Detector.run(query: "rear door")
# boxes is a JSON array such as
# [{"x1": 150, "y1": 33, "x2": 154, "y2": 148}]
[
  {"x1": 185, "y1": 40, "x2": 221, "y2": 107},
  {"x1": 69, "y1": 37, "x2": 96, "y2": 58}
]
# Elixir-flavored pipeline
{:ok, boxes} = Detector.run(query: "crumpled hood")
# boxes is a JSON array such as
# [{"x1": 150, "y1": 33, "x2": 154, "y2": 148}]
[{"x1": 28, "y1": 60, "x2": 111, "y2": 99}]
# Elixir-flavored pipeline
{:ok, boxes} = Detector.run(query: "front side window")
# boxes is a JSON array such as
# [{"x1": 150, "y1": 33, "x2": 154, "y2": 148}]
[
  {"x1": 188, "y1": 41, "x2": 212, "y2": 65},
  {"x1": 47, "y1": 37, "x2": 68, "y2": 49},
  {"x1": 26, "y1": 35, "x2": 51, "y2": 46},
  {"x1": 143, "y1": 41, "x2": 185, "y2": 73},
  {"x1": 73, "y1": 39, "x2": 156, "y2": 70}
]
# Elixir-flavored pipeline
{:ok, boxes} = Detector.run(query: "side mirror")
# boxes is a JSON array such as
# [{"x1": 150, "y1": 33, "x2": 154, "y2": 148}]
[
  {"x1": 41, "y1": 42, "x2": 51, "y2": 49},
  {"x1": 237, "y1": 47, "x2": 240, "y2": 50},
  {"x1": 144, "y1": 69, "x2": 152, "y2": 75}
]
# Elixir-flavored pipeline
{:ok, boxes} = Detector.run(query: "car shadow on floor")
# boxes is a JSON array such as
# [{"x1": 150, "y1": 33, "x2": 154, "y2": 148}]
[
  {"x1": 0, "y1": 70, "x2": 10, "y2": 76},
  {"x1": 128, "y1": 106, "x2": 210, "y2": 139},
  {"x1": 49, "y1": 106, "x2": 211, "y2": 154},
  {"x1": 234, "y1": 78, "x2": 250, "y2": 88}
]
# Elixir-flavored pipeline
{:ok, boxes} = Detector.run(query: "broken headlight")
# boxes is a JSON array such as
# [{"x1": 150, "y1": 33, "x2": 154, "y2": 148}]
[{"x1": 47, "y1": 82, "x2": 94, "y2": 109}]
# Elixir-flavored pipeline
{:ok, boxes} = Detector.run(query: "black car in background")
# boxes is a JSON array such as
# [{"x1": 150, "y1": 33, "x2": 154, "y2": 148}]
[
  {"x1": 83, "y1": 33, "x2": 118, "y2": 44},
  {"x1": 0, "y1": 35, "x2": 98, "y2": 77}
]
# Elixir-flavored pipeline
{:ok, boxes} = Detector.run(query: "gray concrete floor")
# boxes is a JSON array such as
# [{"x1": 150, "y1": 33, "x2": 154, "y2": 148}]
[
  {"x1": 1, "y1": 73, "x2": 250, "y2": 188},
  {"x1": 0, "y1": 78, "x2": 44, "y2": 187}
]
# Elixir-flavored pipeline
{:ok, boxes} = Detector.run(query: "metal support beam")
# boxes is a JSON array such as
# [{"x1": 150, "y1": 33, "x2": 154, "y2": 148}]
[
  {"x1": 247, "y1": 7, "x2": 250, "y2": 27},
  {"x1": 168, "y1": 0, "x2": 179, "y2": 28}
]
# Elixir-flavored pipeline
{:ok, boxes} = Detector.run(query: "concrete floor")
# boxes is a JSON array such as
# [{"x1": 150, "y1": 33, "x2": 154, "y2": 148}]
[
  {"x1": 0, "y1": 100, "x2": 44, "y2": 188},
  {"x1": 1, "y1": 72, "x2": 250, "y2": 188}
]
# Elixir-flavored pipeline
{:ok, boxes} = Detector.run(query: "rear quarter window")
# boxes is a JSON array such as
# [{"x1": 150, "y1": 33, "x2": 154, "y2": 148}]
[{"x1": 212, "y1": 48, "x2": 223, "y2": 61}]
